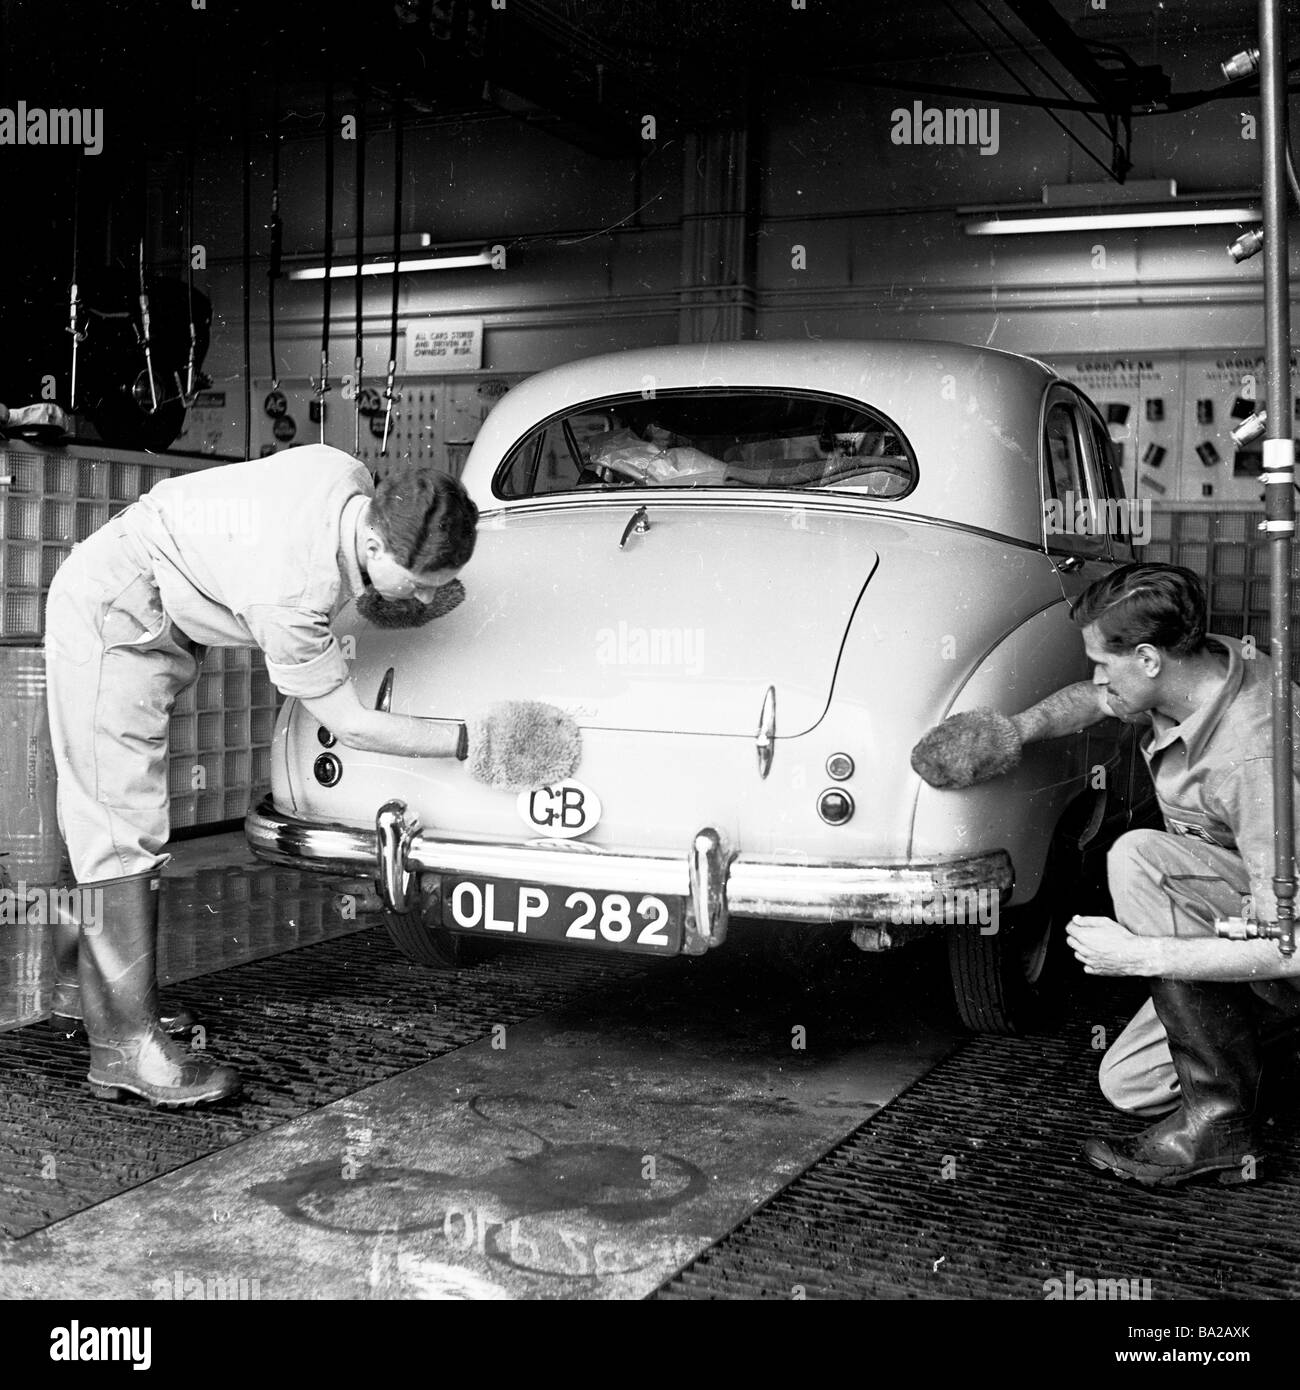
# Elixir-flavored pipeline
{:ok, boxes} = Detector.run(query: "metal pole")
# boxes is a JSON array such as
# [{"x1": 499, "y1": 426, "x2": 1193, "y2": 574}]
[{"x1": 1260, "y1": 0, "x2": 1297, "y2": 955}]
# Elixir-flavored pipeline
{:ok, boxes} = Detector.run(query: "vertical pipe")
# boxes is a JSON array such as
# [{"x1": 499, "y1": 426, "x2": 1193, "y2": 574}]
[
  {"x1": 354, "y1": 90, "x2": 366, "y2": 457},
  {"x1": 241, "y1": 93, "x2": 253, "y2": 462},
  {"x1": 1260, "y1": 0, "x2": 1296, "y2": 954}
]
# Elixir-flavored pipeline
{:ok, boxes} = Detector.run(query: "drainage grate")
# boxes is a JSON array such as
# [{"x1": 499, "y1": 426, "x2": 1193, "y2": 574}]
[
  {"x1": 0, "y1": 922, "x2": 648, "y2": 1239},
  {"x1": 655, "y1": 982, "x2": 1300, "y2": 1301}
]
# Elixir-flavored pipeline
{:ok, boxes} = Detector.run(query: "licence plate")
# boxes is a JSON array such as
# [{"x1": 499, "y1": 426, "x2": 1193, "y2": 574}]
[{"x1": 440, "y1": 877, "x2": 683, "y2": 956}]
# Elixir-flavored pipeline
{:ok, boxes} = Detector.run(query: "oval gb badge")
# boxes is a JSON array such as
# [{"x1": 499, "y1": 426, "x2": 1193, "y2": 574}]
[{"x1": 516, "y1": 780, "x2": 602, "y2": 839}]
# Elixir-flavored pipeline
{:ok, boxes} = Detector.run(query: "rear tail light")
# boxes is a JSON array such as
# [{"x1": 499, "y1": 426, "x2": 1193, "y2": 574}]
[
  {"x1": 817, "y1": 788, "x2": 854, "y2": 825},
  {"x1": 314, "y1": 753, "x2": 343, "y2": 787}
]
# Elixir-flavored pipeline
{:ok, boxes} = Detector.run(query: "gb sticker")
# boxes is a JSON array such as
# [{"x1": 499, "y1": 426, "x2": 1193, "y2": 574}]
[{"x1": 517, "y1": 781, "x2": 602, "y2": 839}]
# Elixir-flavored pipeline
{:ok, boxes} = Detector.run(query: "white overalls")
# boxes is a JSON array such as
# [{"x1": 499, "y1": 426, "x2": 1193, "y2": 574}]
[{"x1": 44, "y1": 445, "x2": 371, "y2": 883}]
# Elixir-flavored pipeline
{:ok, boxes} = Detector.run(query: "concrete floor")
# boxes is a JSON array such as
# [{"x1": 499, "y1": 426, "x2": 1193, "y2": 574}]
[{"x1": 0, "y1": 830, "x2": 962, "y2": 1299}]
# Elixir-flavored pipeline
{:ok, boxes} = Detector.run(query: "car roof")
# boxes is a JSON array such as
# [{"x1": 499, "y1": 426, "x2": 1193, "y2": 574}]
[{"x1": 462, "y1": 339, "x2": 1062, "y2": 543}]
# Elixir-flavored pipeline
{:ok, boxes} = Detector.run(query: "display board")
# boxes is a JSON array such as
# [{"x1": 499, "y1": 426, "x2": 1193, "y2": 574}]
[
  {"x1": 179, "y1": 371, "x2": 531, "y2": 474},
  {"x1": 1045, "y1": 349, "x2": 1295, "y2": 508}
]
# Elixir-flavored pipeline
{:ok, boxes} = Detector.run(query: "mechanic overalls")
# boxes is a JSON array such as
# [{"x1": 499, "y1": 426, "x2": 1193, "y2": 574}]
[{"x1": 44, "y1": 445, "x2": 371, "y2": 1105}]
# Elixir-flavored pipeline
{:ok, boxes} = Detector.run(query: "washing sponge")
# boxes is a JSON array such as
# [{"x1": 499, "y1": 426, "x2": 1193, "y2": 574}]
[
  {"x1": 468, "y1": 701, "x2": 582, "y2": 792},
  {"x1": 910, "y1": 709, "x2": 1022, "y2": 789}
]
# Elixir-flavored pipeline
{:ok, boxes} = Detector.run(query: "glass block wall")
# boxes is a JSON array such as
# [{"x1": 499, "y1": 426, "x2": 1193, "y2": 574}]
[
  {"x1": 1137, "y1": 508, "x2": 1300, "y2": 681},
  {"x1": 0, "y1": 445, "x2": 281, "y2": 829}
]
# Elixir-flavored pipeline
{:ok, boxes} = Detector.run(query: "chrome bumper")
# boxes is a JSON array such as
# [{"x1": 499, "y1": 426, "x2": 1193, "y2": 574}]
[{"x1": 245, "y1": 794, "x2": 1014, "y2": 956}]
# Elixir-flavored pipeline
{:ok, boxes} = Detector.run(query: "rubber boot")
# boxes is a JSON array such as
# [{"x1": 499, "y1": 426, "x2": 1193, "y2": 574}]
[
  {"x1": 79, "y1": 871, "x2": 240, "y2": 1107},
  {"x1": 1084, "y1": 978, "x2": 1261, "y2": 1187},
  {"x1": 48, "y1": 910, "x2": 201, "y2": 1040}
]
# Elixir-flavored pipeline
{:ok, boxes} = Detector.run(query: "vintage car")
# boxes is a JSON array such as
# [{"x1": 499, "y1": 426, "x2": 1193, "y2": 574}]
[{"x1": 246, "y1": 339, "x2": 1153, "y2": 1033}]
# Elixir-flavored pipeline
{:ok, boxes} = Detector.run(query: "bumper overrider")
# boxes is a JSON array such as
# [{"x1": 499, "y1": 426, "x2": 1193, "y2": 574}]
[{"x1": 245, "y1": 794, "x2": 1014, "y2": 956}]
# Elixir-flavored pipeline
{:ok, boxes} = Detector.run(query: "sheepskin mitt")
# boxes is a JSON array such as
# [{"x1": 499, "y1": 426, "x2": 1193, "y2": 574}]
[
  {"x1": 468, "y1": 700, "x2": 582, "y2": 792},
  {"x1": 909, "y1": 709, "x2": 1022, "y2": 789},
  {"x1": 425, "y1": 578, "x2": 466, "y2": 619}
]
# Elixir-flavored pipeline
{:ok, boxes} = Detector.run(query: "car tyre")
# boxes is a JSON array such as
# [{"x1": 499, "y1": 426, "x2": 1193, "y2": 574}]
[
  {"x1": 380, "y1": 875, "x2": 494, "y2": 969},
  {"x1": 947, "y1": 832, "x2": 1082, "y2": 1035}
]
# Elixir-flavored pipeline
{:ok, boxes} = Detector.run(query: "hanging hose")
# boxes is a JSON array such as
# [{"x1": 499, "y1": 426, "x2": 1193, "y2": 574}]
[
  {"x1": 267, "y1": 72, "x2": 282, "y2": 394},
  {"x1": 138, "y1": 236, "x2": 159, "y2": 414},
  {"x1": 318, "y1": 69, "x2": 334, "y2": 444},
  {"x1": 184, "y1": 124, "x2": 198, "y2": 402},
  {"x1": 66, "y1": 154, "x2": 84, "y2": 411},
  {"x1": 353, "y1": 86, "x2": 366, "y2": 456},
  {"x1": 382, "y1": 90, "x2": 403, "y2": 457}
]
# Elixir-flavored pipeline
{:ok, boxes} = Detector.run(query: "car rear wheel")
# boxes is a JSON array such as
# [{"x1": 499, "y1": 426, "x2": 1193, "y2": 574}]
[
  {"x1": 381, "y1": 875, "x2": 492, "y2": 969},
  {"x1": 947, "y1": 833, "x2": 1084, "y2": 1035}
]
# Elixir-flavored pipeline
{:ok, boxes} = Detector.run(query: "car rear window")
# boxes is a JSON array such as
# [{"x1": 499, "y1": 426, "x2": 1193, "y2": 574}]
[{"x1": 493, "y1": 390, "x2": 917, "y2": 500}]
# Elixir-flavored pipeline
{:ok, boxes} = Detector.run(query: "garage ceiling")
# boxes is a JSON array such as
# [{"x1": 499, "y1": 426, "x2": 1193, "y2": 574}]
[{"x1": 0, "y1": 0, "x2": 1284, "y2": 159}]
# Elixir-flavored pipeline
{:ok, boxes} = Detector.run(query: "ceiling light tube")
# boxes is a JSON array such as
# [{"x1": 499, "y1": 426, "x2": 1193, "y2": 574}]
[
  {"x1": 288, "y1": 250, "x2": 495, "y2": 279},
  {"x1": 963, "y1": 207, "x2": 1262, "y2": 236}
]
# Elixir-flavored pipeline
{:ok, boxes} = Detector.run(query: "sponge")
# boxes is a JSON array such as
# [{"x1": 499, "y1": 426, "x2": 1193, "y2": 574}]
[
  {"x1": 910, "y1": 709, "x2": 1022, "y2": 789},
  {"x1": 468, "y1": 701, "x2": 582, "y2": 792}
]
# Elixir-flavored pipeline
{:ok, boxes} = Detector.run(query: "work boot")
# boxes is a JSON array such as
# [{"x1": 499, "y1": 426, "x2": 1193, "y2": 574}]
[
  {"x1": 79, "y1": 871, "x2": 240, "y2": 1107},
  {"x1": 1084, "y1": 978, "x2": 1261, "y2": 1188},
  {"x1": 48, "y1": 908, "x2": 201, "y2": 1040}
]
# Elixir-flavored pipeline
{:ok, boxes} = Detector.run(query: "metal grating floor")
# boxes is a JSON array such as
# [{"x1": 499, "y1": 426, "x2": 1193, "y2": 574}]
[
  {"x1": 654, "y1": 982, "x2": 1300, "y2": 1301},
  {"x1": 0, "y1": 922, "x2": 648, "y2": 1239}
]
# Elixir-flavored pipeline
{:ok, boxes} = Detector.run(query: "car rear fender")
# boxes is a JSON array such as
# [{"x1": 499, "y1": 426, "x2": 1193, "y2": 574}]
[{"x1": 908, "y1": 601, "x2": 1094, "y2": 906}]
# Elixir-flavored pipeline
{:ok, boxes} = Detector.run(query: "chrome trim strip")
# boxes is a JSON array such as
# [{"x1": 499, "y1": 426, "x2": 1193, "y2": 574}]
[{"x1": 247, "y1": 795, "x2": 1013, "y2": 926}]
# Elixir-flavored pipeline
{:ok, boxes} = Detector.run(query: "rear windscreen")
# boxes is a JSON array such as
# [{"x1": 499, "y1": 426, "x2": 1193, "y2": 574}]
[{"x1": 494, "y1": 390, "x2": 917, "y2": 500}]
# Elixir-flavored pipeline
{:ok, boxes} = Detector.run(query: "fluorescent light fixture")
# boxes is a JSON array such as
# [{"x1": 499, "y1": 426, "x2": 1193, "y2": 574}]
[
  {"x1": 288, "y1": 249, "x2": 495, "y2": 280},
  {"x1": 964, "y1": 206, "x2": 1262, "y2": 235}
]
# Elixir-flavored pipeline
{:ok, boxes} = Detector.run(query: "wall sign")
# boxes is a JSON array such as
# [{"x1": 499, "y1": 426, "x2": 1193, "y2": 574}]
[{"x1": 404, "y1": 318, "x2": 484, "y2": 374}]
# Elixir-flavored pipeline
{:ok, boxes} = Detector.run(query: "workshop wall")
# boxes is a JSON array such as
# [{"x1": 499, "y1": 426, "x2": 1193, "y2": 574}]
[{"x1": 167, "y1": 26, "x2": 1292, "y2": 478}]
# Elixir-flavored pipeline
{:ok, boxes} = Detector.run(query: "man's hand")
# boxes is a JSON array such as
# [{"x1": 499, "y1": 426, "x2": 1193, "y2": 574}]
[{"x1": 1066, "y1": 915, "x2": 1164, "y2": 977}]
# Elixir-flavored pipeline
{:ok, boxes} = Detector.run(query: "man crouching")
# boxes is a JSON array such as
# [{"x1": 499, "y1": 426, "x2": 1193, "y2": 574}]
[{"x1": 910, "y1": 562, "x2": 1300, "y2": 1186}]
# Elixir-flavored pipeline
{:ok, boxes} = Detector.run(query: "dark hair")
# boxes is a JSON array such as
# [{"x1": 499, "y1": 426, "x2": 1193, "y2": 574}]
[
  {"x1": 369, "y1": 464, "x2": 478, "y2": 572},
  {"x1": 1070, "y1": 562, "x2": 1207, "y2": 656}
]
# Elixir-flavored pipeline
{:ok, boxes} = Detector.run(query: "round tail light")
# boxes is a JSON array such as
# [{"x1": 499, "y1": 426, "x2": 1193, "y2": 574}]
[
  {"x1": 314, "y1": 753, "x2": 343, "y2": 787},
  {"x1": 817, "y1": 788, "x2": 855, "y2": 825}
]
